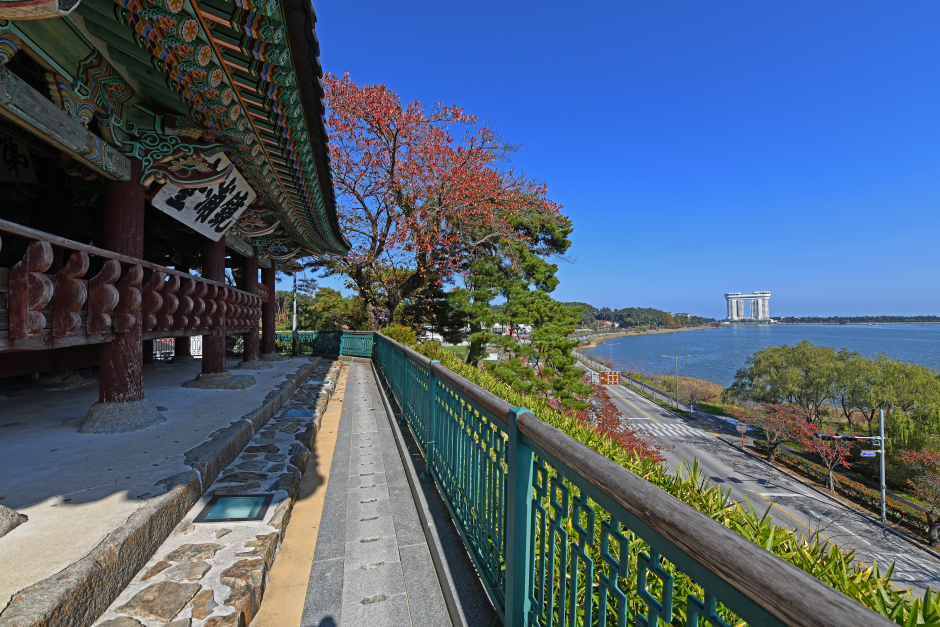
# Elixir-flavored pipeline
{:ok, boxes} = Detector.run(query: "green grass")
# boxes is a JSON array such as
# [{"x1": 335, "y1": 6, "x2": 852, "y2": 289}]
[
  {"x1": 692, "y1": 401, "x2": 734, "y2": 417},
  {"x1": 445, "y1": 345, "x2": 469, "y2": 359}
]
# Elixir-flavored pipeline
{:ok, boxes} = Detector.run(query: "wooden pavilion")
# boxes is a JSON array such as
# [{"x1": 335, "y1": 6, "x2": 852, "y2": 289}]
[{"x1": 0, "y1": 0, "x2": 347, "y2": 430}]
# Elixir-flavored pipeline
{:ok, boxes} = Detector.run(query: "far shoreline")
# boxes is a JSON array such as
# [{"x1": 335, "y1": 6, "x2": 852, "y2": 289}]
[{"x1": 579, "y1": 325, "x2": 716, "y2": 350}]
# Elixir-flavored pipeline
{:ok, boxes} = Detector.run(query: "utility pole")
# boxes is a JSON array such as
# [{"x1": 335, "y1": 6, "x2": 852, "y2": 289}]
[
  {"x1": 879, "y1": 409, "x2": 886, "y2": 524},
  {"x1": 663, "y1": 355, "x2": 689, "y2": 411},
  {"x1": 291, "y1": 272, "x2": 298, "y2": 356}
]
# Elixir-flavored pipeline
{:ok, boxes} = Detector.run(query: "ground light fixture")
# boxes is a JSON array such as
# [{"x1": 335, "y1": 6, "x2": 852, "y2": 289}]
[{"x1": 194, "y1": 494, "x2": 274, "y2": 523}]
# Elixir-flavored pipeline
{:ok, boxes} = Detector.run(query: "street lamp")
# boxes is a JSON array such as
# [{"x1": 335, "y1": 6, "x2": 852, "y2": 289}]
[{"x1": 663, "y1": 355, "x2": 689, "y2": 411}]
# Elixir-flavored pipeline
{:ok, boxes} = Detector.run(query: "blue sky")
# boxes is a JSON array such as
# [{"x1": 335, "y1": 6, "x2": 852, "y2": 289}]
[{"x1": 283, "y1": 1, "x2": 940, "y2": 320}]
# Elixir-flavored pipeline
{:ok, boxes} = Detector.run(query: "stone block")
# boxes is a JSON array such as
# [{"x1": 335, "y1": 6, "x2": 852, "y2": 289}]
[
  {"x1": 220, "y1": 559, "x2": 265, "y2": 590},
  {"x1": 141, "y1": 561, "x2": 171, "y2": 581},
  {"x1": 99, "y1": 618, "x2": 146, "y2": 627},
  {"x1": 0, "y1": 505, "x2": 27, "y2": 539},
  {"x1": 204, "y1": 612, "x2": 243, "y2": 627},
  {"x1": 163, "y1": 560, "x2": 211, "y2": 581},
  {"x1": 236, "y1": 533, "x2": 278, "y2": 568},
  {"x1": 117, "y1": 581, "x2": 200, "y2": 621},
  {"x1": 191, "y1": 588, "x2": 218, "y2": 620},
  {"x1": 165, "y1": 543, "x2": 223, "y2": 562},
  {"x1": 225, "y1": 585, "x2": 261, "y2": 625}
]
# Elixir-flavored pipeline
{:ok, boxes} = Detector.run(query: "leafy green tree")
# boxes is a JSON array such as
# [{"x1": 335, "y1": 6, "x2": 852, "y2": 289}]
[
  {"x1": 463, "y1": 213, "x2": 575, "y2": 366},
  {"x1": 298, "y1": 287, "x2": 366, "y2": 330},
  {"x1": 725, "y1": 341, "x2": 837, "y2": 423},
  {"x1": 395, "y1": 281, "x2": 472, "y2": 344},
  {"x1": 486, "y1": 289, "x2": 591, "y2": 410}
]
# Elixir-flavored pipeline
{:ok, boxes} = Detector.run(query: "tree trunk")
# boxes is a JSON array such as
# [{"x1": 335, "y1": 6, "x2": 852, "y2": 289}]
[
  {"x1": 928, "y1": 512, "x2": 940, "y2": 548},
  {"x1": 467, "y1": 322, "x2": 486, "y2": 367},
  {"x1": 767, "y1": 443, "x2": 778, "y2": 462},
  {"x1": 367, "y1": 301, "x2": 382, "y2": 331}
]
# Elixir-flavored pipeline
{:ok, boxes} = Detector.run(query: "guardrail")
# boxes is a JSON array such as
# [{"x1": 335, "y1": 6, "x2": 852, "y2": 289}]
[
  {"x1": 574, "y1": 349, "x2": 695, "y2": 412},
  {"x1": 371, "y1": 332, "x2": 889, "y2": 626},
  {"x1": 272, "y1": 330, "x2": 374, "y2": 355}
]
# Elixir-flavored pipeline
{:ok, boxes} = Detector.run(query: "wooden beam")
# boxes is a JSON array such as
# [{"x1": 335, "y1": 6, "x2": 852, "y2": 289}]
[{"x1": 0, "y1": 67, "x2": 131, "y2": 181}]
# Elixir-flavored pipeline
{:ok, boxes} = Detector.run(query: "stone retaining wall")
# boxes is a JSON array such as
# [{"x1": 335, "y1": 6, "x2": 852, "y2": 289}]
[
  {"x1": 89, "y1": 360, "x2": 342, "y2": 627},
  {"x1": 0, "y1": 358, "x2": 329, "y2": 627}
]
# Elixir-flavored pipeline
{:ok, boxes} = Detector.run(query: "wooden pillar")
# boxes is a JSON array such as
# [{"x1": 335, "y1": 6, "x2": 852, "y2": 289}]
[
  {"x1": 261, "y1": 266, "x2": 276, "y2": 356},
  {"x1": 202, "y1": 237, "x2": 226, "y2": 374},
  {"x1": 142, "y1": 225, "x2": 155, "y2": 368},
  {"x1": 173, "y1": 258, "x2": 193, "y2": 361},
  {"x1": 242, "y1": 250, "x2": 260, "y2": 363},
  {"x1": 99, "y1": 159, "x2": 145, "y2": 403}
]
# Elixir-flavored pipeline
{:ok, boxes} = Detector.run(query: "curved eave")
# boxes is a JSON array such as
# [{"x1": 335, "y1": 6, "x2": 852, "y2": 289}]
[{"x1": 282, "y1": 0, "x2": 350, "y2": 255}]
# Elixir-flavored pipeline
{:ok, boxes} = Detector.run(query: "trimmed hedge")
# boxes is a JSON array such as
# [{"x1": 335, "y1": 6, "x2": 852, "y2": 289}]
[{"x1": 402, "y1": 338, "x2": 940, "y2": 623}]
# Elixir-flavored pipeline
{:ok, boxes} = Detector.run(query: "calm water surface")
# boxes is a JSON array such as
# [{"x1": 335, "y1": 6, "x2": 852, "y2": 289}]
[{"x1": 585, "y1": 324, "x2": 940, "y2": 386}]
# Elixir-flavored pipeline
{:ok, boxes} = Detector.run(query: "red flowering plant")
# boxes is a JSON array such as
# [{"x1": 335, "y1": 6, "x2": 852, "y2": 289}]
[
  {"x1": 558, "y1": 382, "x2": 667, "y2": 463},
  {"x1": 317, "y1": 72, "x2": 566, "y2": 329},
  {"x1": 900, "y1": 450, "x2": 940, "y2": 546},
  {"x1": 799, "y1": 423, "x2": 852, "y2": 492},
  {"x1": 727, "y1": 403, "x2": 808, "y2": 462}
]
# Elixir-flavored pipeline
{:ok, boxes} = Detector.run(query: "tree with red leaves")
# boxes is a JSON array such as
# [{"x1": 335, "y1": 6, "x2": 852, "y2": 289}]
[
  {"x1": 901, "y1": 450, "x2": 940, "y2": 546},
  {"x1": 578, "y1": 383, "x2": 667, "y2": 463},
  {"x1": 799, "y1": 424, "x2": 852, "y2": 492},
  {"x1": 317, "y1": 72, "x2": 566, "y2": 330},
  {"x1": 728, "y1": 403, "x2": 808, "y2": 462}
]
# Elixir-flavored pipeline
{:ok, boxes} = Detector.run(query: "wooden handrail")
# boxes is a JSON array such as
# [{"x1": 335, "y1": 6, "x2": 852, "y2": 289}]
[
  {"x1": 0, "y1": 219, "x2": 243, "y2": 295},
  {"x1": 516, "y1": 413, "x2": 893, "y2": 627}
]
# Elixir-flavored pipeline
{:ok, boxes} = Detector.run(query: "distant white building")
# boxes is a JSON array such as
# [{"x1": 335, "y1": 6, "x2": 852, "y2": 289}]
[{"x1": 724, "y1": 291, "x2": 772, "y2": 323}]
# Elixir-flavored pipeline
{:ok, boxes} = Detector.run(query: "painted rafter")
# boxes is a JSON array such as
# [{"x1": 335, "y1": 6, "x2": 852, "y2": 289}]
[{"x1": 96, "y1": 0, "x2": 344, "y2": 257}]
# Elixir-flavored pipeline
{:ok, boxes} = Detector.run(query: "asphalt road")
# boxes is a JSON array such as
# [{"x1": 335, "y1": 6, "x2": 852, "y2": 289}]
[{"x1": 604, "y1": 381, "x2": 940, "y2": 595}]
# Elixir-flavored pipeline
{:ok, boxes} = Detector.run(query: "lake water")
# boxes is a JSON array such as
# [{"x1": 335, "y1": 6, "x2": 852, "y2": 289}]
[{"x1": 584, "y1": 324, "x2": 940, "y2": 387}]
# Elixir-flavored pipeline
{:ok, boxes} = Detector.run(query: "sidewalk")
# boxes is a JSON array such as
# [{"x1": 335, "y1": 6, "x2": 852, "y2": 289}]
[{"x1": 271, "y1": 360, "x2": 451, "y2": 627}]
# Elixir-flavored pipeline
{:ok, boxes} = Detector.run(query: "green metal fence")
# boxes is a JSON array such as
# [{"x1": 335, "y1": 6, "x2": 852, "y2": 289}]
[
  {"x1": 273, "y1": 331, "x2": 373, "y2": 356},
  {"x1": 370, "y1": 333, "x2": 889, "y2": 627}
]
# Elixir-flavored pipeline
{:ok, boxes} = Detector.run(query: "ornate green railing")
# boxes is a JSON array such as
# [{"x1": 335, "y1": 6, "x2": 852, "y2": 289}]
[
  {"x1": 370, "y1": 333, "x2": 890, "y2": 627},
  {"x1": 273, "y1": 330, "x2": 373, "y2": 356}
]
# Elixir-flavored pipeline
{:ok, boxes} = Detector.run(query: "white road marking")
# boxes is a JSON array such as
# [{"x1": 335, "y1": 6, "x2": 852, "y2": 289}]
[
  {"x1": 835, "y1": 523, "x2": 871, "y2": 545},
  {"x1": 759, "y1": 493, "x2": 807, "y2": 497},
  {"x1": 638, "y1": 424, "x2": 706, "y2": 438}
]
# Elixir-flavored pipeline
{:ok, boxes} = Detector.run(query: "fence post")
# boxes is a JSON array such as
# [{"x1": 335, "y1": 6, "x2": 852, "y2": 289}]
[
  {"x1": 423, "y1": 360, "x2": 440, "y2": 482},
  {"x1": 505, "y1": 407, "x2": 535, "y2": 626}
]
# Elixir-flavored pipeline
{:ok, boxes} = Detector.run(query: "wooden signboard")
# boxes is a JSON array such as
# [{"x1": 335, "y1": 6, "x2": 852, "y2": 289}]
[
  {"x1": 151, "y1": 153, "x2": 256, "y2": 242},
  {"x1": 0, "y1": 136, "x2": 36, "y2": 184},
  {"x1": 599, "y1": 371, "x2": 620, "y2": 385}
]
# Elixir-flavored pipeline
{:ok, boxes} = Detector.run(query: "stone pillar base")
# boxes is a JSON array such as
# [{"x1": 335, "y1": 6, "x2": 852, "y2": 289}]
[
  {"x1": 80, "y1": 398, "x2": 166, "y2": 434},
  {"x1": 234, "y1": 360, "x2": 273, "y2": 370},
  {"x1": 182, "y1": 371, "x2": 257, "y2": 390},
  {"x1": 0, "y1": 505, "x2": 27, "y2": 539},
  {"x1": 171, "y1": 355, "x2": 197, "y2": 364},
  {"x1": 261, "y1": 353, "x2": 288, "y2": 362}
]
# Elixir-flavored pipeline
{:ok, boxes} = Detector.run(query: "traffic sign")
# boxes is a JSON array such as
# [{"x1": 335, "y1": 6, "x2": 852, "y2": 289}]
[
  {"x1": 599, "y1": 371, "x2": 620, "y2": 385},
  {"x1": 735, "y1": 424, "x2": 747, "y2": 434},
  {"x1": 860, "y1": 451, "x2": 877, "y2": 458}
]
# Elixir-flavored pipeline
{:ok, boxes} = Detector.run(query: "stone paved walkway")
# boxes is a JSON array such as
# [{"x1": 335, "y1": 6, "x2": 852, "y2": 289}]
[{"x1": 301, "y1": 361, "x2": 451, "y2": 627}]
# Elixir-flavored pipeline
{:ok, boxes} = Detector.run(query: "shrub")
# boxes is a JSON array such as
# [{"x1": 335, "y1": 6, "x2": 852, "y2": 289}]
[
  {"x1": 380, "y1": 324, "x2": 417, "y2": 348},
  {"x1": 411, "y1": 340, "x2": 939, "y2": 623}
]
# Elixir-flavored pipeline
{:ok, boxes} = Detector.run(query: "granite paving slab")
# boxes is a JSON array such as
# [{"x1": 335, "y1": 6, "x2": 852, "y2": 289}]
[{"x1": 300, "y1": 362, "x2": 451, "y2": 627}]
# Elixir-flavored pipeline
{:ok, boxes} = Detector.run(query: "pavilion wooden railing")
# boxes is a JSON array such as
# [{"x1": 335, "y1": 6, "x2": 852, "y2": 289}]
[{"x1": 0, "y1": 219, "x2": 265, "y2": 353}]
